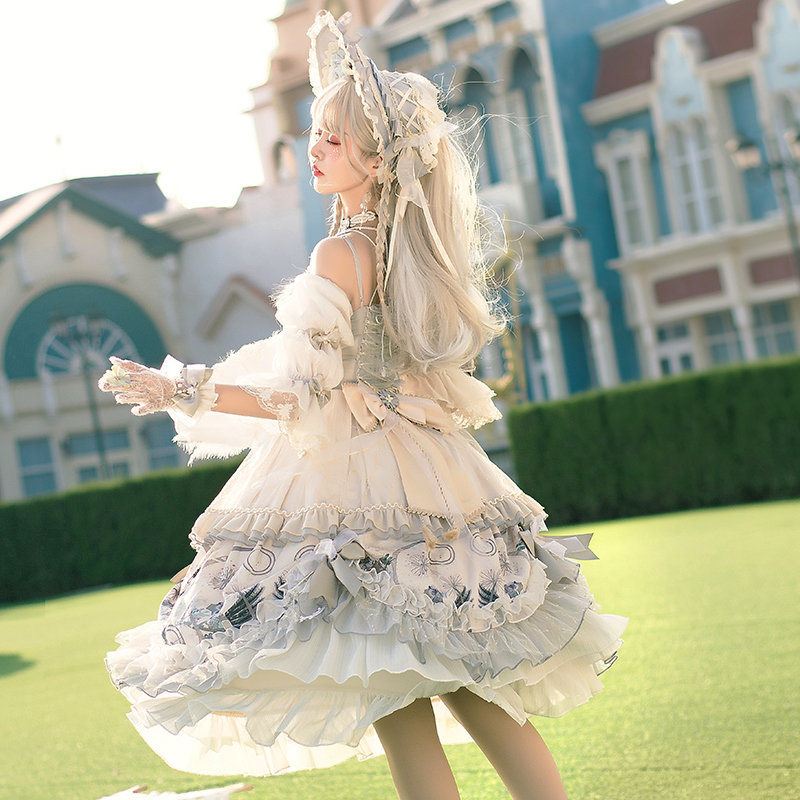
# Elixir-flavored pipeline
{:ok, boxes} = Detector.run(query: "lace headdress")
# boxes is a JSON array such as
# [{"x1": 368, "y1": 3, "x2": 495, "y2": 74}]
[{"x1": 307, "y1": 11, "x2": 459, "y2": 305}]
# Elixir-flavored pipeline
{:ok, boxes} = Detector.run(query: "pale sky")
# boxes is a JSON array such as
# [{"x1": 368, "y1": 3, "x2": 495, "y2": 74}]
[{"x1": 0, "y1": 0, "x2": 282, "y2": 209}]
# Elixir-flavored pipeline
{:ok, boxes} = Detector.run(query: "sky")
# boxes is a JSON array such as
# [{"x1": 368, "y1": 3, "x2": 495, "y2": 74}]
[
  {"x1": 0, "y1": 0, "x2": 688, "y2": 210},
  {"x1": 0, "y1": 0, "x2": 282, "y2": 209}
]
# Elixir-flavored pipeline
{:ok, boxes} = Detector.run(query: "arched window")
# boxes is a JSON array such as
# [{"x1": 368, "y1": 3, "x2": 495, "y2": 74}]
[
  {"x1": 3, "y1": 283, "x2": 167, "y2": 380},
  {"x1": 505, "y1": 49, "x2": 538, "y2": 182},
  {"x1": 667, "y1": 119, "x2": 724, "y2": 234},
  {"x1": 654, "y1": 27, "x2": 727, "y2": 235},
  {"x1": 594, "y1": 128, "x2": 658, "y2": 253},
  {"x1": 453, "y1": 67, "x2": 500, "y2": 187}
]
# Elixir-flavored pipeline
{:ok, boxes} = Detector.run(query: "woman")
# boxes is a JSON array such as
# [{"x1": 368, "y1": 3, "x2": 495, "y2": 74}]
[{"x1": 100, "y1": 12, "x2": 626, "y2": 800}]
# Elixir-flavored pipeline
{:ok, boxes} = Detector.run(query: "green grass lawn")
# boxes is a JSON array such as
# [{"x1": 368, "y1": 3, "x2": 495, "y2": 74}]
[{"x1": 1, "y1": 500, "x2": 798, "y2": 800}]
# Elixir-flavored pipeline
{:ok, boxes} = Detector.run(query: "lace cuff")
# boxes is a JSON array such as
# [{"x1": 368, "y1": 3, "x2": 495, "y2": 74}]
[
  {"x1": 240, "y1": 374, "x2": 331, "y2": 421},
  {"x1": 160, "y1": 356, "x2": 217, "y2": 419}
]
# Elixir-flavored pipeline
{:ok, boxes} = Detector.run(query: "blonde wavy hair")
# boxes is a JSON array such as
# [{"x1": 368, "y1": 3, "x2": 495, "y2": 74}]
[{"x1": 310, "y1": 78, "x2": 506, "y2": 371}]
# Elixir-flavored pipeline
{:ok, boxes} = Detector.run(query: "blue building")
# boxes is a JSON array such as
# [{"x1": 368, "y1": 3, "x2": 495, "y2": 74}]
[
  {"x1": 260, "y1": 0, "x2": 800, "y2": 403},
  {"x1": 276, "y1": 0, "x2": 662, "y2": 401},
  {"x1": 377, "y1": 0, "x2": 673, "y2": 399},
  {"x1": 584, "y1": 0, "x2": 800, "y2": 378}
]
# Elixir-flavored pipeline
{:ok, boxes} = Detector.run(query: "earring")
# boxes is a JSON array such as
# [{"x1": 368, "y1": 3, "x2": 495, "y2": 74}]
[{"x1": 360, "y1": 185, "x2": 373, "y2": 214}]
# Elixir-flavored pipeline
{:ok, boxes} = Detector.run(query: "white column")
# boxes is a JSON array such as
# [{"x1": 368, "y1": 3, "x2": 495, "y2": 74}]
[
  {"x1": 732, "y1": 303, "x2": 758, "y2": 361},
  {"x1": 563, "y1": 237, "x2": 619, "y2": 388},
  {"x1": 537, "y1": 308, "x2": 567, "y2": 399},
  {"x1": 56, "y1": 200, "x2": 75, "y2": 259},
  {"x1": 721, "y1": 252, "x2": 757, "y2": 361},
  {"x1": 14, "y1": 236, "x2": 33, "y2": 288},
  {"x1": 39, "y1": 369, "x2": 58, "y2": 417},
  {"x1": 160, "y1": 254, "x2": 182, "y2": 337},
  {"x1": 627, "y1": 269, "x2": 660, "y2": 378},
  {"x1": 0, "y1": 371, "x2": 14, "y2": 422},
  {"x1": 638, "y1": 322, "x2": 661, "y2": 379},
  {"x1": 107, "y1": 228, "x2": 127, "y2": 280},
  {"x1": 519, "y1": 238, "x2": 568, "y2": 399},
  {"x1": 581, "y1": 286, "x2": 619, "y2": 388}
]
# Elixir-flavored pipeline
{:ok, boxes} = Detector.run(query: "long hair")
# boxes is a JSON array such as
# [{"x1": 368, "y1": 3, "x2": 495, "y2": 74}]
[{"x1": 310, "y1": 78, "x2": 506, "y2": 371}]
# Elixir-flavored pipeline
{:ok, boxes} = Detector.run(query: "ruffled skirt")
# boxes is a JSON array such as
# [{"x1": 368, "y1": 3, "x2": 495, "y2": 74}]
[{"x1": 107, "y1": 400, "x2": 626, "y2": 776}]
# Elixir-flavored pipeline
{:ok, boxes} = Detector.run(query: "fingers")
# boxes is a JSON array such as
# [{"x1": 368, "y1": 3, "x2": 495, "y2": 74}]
[
  {"x1": 109, "y1": 356, "x2": 149, "y2": 374},
  {"x1": 114, "y1": 391, "x2": 149, "y2": 405}
]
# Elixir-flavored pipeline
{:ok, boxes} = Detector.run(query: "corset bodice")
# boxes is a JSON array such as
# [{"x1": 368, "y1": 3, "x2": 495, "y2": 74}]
[{"x1": 340, "y1": 303, "x2": 408, "y2": 391}]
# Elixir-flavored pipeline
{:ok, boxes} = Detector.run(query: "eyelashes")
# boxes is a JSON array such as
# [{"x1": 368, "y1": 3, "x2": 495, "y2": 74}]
[{"x1": 312, "y1": 128, "x2": 341, "y2": 146}]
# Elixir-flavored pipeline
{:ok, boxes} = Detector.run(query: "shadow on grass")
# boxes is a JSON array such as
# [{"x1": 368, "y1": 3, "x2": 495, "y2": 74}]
[{"x1": 0, "y1": 652, "x2": 36, "y2": 677}]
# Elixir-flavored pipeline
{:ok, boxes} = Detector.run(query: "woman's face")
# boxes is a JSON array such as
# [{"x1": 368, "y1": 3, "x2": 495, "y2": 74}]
[{"x1": 308, "y1": 125, "x2": 370, "y2": 197}]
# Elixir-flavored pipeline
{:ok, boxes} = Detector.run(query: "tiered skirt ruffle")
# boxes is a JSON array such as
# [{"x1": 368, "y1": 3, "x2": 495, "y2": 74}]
[{"x1": 107, "y1": 414, "x2": 626, "y2": 776}]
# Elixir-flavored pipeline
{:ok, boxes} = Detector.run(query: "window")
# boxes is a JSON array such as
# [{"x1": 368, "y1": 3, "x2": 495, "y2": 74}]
[
  {"x1": 617, "y1": 157, "x2": 646, "y2": 247},
  {"x1": 455, "y1": 68, "x2": 500, "y2": 188},
  {"x1": 78, "y1": 462, "x2": 130, "y2": 484},
  {"x1": 17, "y1": 437, "x2": 57, "y2": 497},
  {"x1": 656, "y1": 322, "x2": 695, "y2": 376},
  {"x1": 753, "y1": 300, "x2": 797, "y2": 358},
  {"x1": 143, "y1": 418, "x2": 181, "y2": 470},
  {"x1": 63, "y1": 428, "x2": 130, "y2": 457},
  {"x1": 522, "y1": 324, "x2": 550, "y2": 401},
  {"x1": 667, "y1": 120, "x2": 724, "y2": 234},
  {"x1": 703, "y1": 311, "x2": 743, "y2": 365},
  {"x1": 504, "y1": 90, "x2": 536, "y2": 181},
  {"x1": 594, "y1": 129, "x2": 656, "y2": 254}
]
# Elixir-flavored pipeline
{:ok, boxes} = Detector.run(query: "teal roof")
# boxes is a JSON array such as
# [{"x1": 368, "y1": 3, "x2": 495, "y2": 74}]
[{"x1": 0, "y1": 183, "x2": 180, "y2": 258}]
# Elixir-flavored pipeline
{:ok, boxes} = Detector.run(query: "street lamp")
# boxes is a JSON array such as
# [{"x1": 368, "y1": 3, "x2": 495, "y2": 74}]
[
  {"x1": 726, "y1": 131, "x2": 800, "y2": 279},
  {"x1": 50, "y1": 313, "x2": 111, "y2": 479}
]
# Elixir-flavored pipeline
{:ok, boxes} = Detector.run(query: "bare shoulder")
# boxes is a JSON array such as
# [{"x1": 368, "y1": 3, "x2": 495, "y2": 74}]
[{"x1": 310, "y1": 235, "x2": 375, "y2": 309}]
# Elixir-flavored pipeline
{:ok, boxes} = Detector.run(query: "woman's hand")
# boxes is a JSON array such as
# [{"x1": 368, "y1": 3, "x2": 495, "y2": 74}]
[{"x1": 98, "y1": 357, "x2": 180, "y2": 416}]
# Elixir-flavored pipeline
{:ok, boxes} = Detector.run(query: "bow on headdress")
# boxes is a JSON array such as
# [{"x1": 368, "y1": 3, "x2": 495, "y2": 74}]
[{"x1": 307, "y1": 11, "x2": 459, "y2": 301}]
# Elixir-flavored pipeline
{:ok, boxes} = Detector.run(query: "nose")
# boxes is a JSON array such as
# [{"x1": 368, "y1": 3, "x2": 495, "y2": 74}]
[{"x1": 309, "y1": 137, "x2": 322, "y2": 161}]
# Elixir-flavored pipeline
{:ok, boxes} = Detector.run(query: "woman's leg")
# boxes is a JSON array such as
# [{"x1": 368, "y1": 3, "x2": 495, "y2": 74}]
[
  {"x1": 374, "y1": 698, "x2": 461, "y2": 800},
  {"x1": 440, "y1": 688, "x2": 568, "y2": 800}
]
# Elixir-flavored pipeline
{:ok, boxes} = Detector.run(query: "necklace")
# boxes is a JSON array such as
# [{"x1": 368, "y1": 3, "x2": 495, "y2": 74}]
[{"x1": 338, "y1": 209, "x2": 378, "y2": 233}]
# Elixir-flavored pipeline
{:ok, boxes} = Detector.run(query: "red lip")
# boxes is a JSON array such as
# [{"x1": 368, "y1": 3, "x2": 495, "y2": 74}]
[{"x1": 312, "y1": 166, "x2": 323, "y2": 176}]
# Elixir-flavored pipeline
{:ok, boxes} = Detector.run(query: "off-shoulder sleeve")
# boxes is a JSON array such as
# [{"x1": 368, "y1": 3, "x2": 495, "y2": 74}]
[{"x1": 169, "y1": 272, "x2": 354, "y2": 461}]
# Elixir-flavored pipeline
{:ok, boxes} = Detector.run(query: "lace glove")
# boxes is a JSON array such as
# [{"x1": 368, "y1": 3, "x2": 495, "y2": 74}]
[{"x1": 98, "y1": 356, "x2": 216, "y2": 417}]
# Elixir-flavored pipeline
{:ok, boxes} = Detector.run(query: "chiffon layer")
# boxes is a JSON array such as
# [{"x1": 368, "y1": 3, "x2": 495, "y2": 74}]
[{"x1": 107, "y1": 402, "x2": 625, "y2": 776}]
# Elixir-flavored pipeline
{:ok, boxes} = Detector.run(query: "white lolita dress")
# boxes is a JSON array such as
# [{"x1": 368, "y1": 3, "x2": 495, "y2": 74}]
[{"x1": 106, "y1": 260, "x2": 626, "y2": 777}]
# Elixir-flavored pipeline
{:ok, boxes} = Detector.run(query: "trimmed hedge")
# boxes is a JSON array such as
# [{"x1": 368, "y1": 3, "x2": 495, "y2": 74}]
[
  {"x1": 0, "y1": 459, "x2": 239, "y2": 604},
  {"x1": 3, "y1": 358, "x2": 799, "y2": 602},
  {"x1": 507, "y1": 357, "x2": 800, "y2": 524}
]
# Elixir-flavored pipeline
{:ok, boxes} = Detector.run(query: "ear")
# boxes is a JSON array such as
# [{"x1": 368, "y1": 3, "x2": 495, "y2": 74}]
[{"x1": 369, "y1": 155, "x2": 383, "y2": 178}]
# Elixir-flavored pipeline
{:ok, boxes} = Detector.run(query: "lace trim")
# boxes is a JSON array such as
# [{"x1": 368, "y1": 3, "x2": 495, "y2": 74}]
[
  {"x1": 240, "y1": 385, "x2": 299, "y2": 421},
  {"x1": 201, "y1": 491, "x2": 536, "y2": 521},
  {"x1": 241, "y1": 375, "x2": 332, "y2": 421}
]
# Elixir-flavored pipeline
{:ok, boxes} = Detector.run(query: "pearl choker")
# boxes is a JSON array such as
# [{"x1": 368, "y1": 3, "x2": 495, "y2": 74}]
[{"x1": 338, "y1": 209, "x2": 378, "y2": 233}]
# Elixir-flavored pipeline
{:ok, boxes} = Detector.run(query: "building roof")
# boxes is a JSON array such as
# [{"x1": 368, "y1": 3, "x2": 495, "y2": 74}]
[
  {"x1": 0, "y1": 173, "x2": 168, "y2": 219},
  {"x1": 67, "y1": 174, "x2": 168, "y2": 217},
  {"x1": 196, "y1": 274, "x2": 276, "y2": 338},
  {"x1": 0, "y1": 182, "x2": 180, "y2": 257},
  {"x1": 594, "y1": 0, "x2": 762, "y2": 97}
]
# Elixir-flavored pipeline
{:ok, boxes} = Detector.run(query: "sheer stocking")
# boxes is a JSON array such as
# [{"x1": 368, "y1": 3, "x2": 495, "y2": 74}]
[{"x1": 440, "y1": 689, "x2": 568, "y2": 800}]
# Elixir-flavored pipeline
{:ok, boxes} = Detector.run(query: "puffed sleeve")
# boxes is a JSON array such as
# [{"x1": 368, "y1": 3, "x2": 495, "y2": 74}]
[{"x1": 169, "y1": 272, "x2": 354, "y2": 461}]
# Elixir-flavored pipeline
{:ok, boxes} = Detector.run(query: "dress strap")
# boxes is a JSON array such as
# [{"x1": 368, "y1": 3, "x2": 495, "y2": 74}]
[{"x1": 337, "y1": 232, "x2": 369, "y2": 308}]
